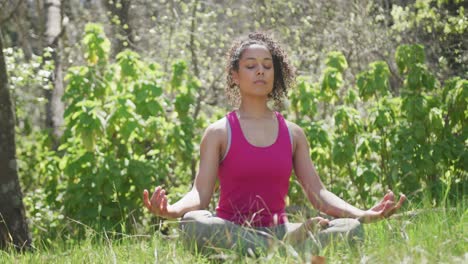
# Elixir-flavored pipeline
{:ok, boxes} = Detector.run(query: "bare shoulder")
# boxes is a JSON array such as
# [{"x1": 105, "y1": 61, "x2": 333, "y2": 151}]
[
  {"x1": 201, "y1": 117, "x2": 228, "y2": 153},
  {"x1": 285, "y1": 120, "x2": 308, "y2": 153},
  {"x1": 285, "y1": 120, "x2": 306, "y2": 139},
  {"x1": 204, "y1": 117, "x2": 228, "y2": 139}
]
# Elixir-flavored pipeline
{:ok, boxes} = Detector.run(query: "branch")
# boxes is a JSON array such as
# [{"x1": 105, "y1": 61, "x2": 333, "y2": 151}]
[
  {"x1": 189, "y1": 0, "x2": 199, "y2": 78},
  {"x1": 192, "y1": 70, "x2": 224, "y2": 120},
  {"x1": 0, "y1": 0, "x2": 24, "y2": 26}
]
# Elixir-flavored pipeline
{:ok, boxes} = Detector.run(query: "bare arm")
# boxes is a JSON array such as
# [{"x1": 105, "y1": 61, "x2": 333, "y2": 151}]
[
  {"x1": 290, "y1": 123, "x2": 405, "y2": 222},
  {"x1": 143, "y1": 123, "x2": 221, "y2": 219}
]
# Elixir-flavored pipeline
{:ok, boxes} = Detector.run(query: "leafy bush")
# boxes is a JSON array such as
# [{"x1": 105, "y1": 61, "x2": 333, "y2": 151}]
[
  {"x1": 49, "y1": 24, "x2": 206, "y2": 235},
  {"x1": 289, "y1": 47, "x2": 466, "y2": 207}
]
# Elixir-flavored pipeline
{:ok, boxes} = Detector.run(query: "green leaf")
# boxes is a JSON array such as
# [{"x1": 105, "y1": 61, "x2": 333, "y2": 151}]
[
  {"x1": 345, "y1": 89, "x2": 358, "y2": 104},
  {"x1": 413, "y1": 120, "x2": 427, "y2": 143},
  {"x1": 150, "y1": 84, "x2": 163, "y2": 97},
  {"x1": 82, "y1": 23, "x2": 110, "y2": 66},
  {"x1": 117, "y1": 50, "x2": 141, "y2": 80},
  {"x1": 362, "y1": 170, "x2": 378, "y2": 185},
  {"x1": 428, "y1": 107, "x2": 444, "y2": 134},
  {"x1": 322, "y1": 68, "x2": 342, "y2": 92},
  {"x1": 395, "y1": 44, "x2": 425, "y2": 75},
  {"x1": 171, "y1": 61, "x2": 187, "y2": 90},
  {"x1": 101, "y1": 206, "x2": 118, "y2": 217},
  {"x1": 422, "y1": 70, "x2": 436, "y2": 90},
  {"x1": 81, "y1": 129, "x2": 95, "y2": 152},
  {"x1": 332, "y1": 136, "x2": 354, "y2": 166},
  {"x1": 407, "y1": 65, "x2": 422, "y2": 91},
  {"x1": 325, "y1": 51, "x2": 348, "y2": 72}
]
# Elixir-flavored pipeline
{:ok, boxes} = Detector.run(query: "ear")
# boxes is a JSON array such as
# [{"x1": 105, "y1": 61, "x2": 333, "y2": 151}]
[{"x1": 231, "y1": 70, "x2": 240, "y2": 86}]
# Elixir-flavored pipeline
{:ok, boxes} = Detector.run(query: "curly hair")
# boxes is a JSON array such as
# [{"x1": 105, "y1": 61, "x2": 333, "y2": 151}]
[{"x1": 225, "y1": 32, "x2": 296, "y2": 109}]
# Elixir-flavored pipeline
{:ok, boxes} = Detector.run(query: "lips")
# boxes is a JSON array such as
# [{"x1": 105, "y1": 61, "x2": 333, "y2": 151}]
[{"x1": 254, "y1": 80, "x2": 266, "y2": 85}]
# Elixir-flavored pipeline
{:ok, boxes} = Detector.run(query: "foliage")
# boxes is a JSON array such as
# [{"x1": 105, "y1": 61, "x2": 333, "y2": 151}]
[
  {"x1": 4, "y1": 47, "x2": 52, "y2": 134},
  {"x1": 38, "y1": 23, "x2": 207, "y2": 235},
  {"x1": 289, "y1": 46, "x2": 467, "y2": 208},
  {"x1": 390, "y1": 0, "x2": 468, "y2": 79}
]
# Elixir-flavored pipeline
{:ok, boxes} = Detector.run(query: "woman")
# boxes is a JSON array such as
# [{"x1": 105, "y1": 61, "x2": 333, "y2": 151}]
[{"x1": 143, "y1": 32, "x2": 406, "y2": 255}]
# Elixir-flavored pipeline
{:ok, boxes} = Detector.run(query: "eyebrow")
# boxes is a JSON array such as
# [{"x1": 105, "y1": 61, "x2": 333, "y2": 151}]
[{"x1": 243, "y1": 57, "x2": 273, "y2": 61}]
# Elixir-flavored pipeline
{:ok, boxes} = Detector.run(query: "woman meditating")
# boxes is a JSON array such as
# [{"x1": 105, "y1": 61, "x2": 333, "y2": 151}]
[{"x1": 143, "y1": 32, "x2": 406, "y2": 255}]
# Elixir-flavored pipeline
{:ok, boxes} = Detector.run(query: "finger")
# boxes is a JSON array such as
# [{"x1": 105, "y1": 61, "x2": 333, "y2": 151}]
[
  {"x1": 370, "y1": 200, "x2": 386, "y2": 211},
  {"x1": 158, "y1": 191, "x2": 167, "y2": 211},
  {"x1": 318, "y1": 218, "x2": 330, "y2": 227},
  {"x1": 150, "y1": 186, "x2": 159, "y2": 202},
  {"x1": 370, "y1": 191, "x2": 394, "y2": 211},
  {"x1": 382, "y1": 190, "x2": 395, "y2": 203},
  {"x1": 385, "y1": 198, "x2": 406, "y2": 217},
  {"x1": 386, "y1": 195, "x2": 406, "y2": 217},
  {"x1": 377, "y1": 191, "x2": 394, "y2": 210},
  {"x1": 375, "y1": 201, "x2": 394, "y2": 217},
  {"x1": 384, "y1": 199, "x2": 403, "y2": 217},
  {"x1": 156, "y1": 189, "x2": 165, "y2": 209},
  {"x1": 311, "y1": 216, "x2": 326, "y2": 222},
  {"x1": 161, "y1": 196, "x2": 168, "y2": 212},
  {"x1": 305, "y1": 217, "x2": 326, "y2": 230},
  {"x1": 142, "y1": 189, "x2": 152, "y2": 209},
  {"x1": 150, "y1": 186, "x2": 161, "y2": 204},
  {"x1": 383, "y1": 200, "x2": 396, "y2": 210},
  {"x1": 370, "y1": 202, "x2": 384, "y2": 211},
  {"x1": 398, "y1": 194, "x2": 407, "y2": 206}
]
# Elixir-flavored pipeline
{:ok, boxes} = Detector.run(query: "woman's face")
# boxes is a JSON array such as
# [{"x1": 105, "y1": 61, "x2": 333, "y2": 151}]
[{"x1": 232, "y1": 44, "x2": 274, "y2": 98}]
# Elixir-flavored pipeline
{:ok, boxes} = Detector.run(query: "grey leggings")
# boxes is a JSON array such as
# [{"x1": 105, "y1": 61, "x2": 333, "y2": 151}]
[{"x1": 179, "y1": 210, "x2": 364, "y2": 255}]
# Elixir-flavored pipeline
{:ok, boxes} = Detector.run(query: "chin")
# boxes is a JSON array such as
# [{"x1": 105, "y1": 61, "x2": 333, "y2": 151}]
[{"x1": 241, "y1": 88, "x2": 273, "y2": 97}]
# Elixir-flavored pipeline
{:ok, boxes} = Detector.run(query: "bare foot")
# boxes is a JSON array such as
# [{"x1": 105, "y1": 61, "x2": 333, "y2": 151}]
[{"x1": 285, "y1": 217, "x2": 329, "y2": 245}]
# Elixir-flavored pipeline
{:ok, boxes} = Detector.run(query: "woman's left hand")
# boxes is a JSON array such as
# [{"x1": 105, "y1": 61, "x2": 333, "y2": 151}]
[{"x1": 358, "y1": 191, "x2": 406, "y2": 223}]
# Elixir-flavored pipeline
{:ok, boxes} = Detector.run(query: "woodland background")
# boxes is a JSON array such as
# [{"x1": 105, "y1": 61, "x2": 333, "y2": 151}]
[{"x1": 0, "y1": 0, "x2": 466, "y2": 251}]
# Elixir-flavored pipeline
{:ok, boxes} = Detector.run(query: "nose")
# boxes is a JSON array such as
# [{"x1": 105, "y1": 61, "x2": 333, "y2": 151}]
[{"x1": 257, "y1": 67, "x2": 265, "y2": 76}]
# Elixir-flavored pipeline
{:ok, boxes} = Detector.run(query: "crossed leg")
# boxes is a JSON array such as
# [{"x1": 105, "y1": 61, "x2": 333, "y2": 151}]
[
  {"x1": 284, "y1": 218, "x2": 364, "y2": 254},
  {"x1": 179, "y1": 210, "x2": 364, "y2": 256},
  {"x1": 179, "y1": 210, "x2": 276, "y2": 255}
]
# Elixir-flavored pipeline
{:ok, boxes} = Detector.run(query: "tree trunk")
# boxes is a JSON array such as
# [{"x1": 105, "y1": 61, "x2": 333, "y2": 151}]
[
  {"x1": 12, "y1": 1, "x2": 34, "y2": 61},
  {"x1": 44, "y1": 0, "x2": 64, "y2": 149},
  {"x1": 189, "y1": 0, "x2": 200, "y2": 181},
  {"x1": 0, "y1": 29, "x2": 32, "y2": 251}
]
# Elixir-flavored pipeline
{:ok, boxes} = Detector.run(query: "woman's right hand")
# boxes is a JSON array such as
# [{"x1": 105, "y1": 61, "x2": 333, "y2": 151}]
[{"x1": 143, "y1": 186, "x2": 175, "y2": 219}]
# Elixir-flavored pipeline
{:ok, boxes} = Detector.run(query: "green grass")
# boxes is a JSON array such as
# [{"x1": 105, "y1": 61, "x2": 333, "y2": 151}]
[{"x1": 1, "y1": 205, "x2": 466, "y2": 263}]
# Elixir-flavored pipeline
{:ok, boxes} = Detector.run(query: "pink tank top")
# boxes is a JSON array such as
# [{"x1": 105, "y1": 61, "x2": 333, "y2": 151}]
[{"x1": 216, "y1": 111, "x2": 293, "y2": 227}]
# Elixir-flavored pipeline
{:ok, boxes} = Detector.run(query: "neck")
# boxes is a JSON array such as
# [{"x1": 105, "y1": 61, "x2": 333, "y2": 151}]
[{"x1": 238, "y1": 99, "x2": 272, "y2": 119}]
